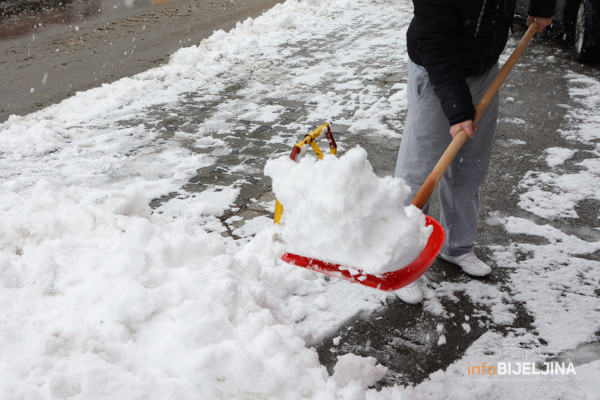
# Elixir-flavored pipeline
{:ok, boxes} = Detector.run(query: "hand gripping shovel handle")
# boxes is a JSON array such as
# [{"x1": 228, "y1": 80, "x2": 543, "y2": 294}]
[{"x1": 410, "y1": 22, "x2": 539, "y2": 210}]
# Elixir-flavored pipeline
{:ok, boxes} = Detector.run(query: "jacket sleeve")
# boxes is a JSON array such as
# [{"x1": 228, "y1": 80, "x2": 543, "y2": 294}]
[
  {"x1": 527, "y1": 0, "x2": 557, "y2": 18},
  {"x1": 412, "y1": 0, "x2": 475, "y2": 125}
]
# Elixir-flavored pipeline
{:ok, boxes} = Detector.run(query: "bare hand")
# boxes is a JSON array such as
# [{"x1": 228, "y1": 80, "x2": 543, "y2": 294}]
[
  {"x1": 450, "y1": 120, "x2": 476, "y2": 140},
  {"x1": 527, "y1": 16, "x2": 553, "y2": 32}
]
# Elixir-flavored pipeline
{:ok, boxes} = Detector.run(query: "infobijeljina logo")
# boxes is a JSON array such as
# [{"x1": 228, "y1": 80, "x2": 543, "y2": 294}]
[
  {"x1": 467, "y1": 361, "x2": 576, "y2": 376},
  {"x1": 467, "y1": 340, "x2": 576, "y2": 379}
]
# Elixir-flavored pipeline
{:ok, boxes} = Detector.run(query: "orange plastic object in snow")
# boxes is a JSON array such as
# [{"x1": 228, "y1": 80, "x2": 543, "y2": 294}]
[
  {"x1": 274, "y1": 123, "x2": 443, "y2": 291},
  {"x1": 281, "y1": 216, "x2": 444, "y2": 291}
]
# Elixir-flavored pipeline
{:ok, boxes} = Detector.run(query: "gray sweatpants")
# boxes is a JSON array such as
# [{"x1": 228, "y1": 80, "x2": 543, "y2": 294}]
[{"x1": 395, "y1": 60, "x2": 499, "y2": 256}]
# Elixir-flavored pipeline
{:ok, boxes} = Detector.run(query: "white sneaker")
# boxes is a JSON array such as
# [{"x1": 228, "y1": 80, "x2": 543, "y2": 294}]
[
  {"x1": 439, "y1": 253, "x2": 491, "y2": 277},
  {"x1": 395, "y1": 281, "x2": 424, "y2": 304}
]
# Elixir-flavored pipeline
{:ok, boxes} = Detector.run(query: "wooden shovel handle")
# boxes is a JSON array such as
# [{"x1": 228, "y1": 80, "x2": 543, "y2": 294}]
[{"x1": 410, "y1": 22, "x2": 539, "y2": 210}]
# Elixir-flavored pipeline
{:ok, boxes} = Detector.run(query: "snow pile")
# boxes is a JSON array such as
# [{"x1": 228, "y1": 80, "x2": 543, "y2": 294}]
[
  {"x1": 332, "y1": 354, "x2": 387, "y2": 387},
  {"x1": 0, "y1": 180, "x2": 390, "y2": 399},
  {"x1": 265, "y1": 146, "x2": 432, "y2": 274}
]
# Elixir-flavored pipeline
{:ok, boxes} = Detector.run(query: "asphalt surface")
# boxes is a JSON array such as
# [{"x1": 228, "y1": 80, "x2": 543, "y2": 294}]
[
  {"x1": 0, "y1": 0, "x2": 281, "y2": 122},
  {"x1": 317, "y1": 31, "x2": 600, "y2": 385},
  {"x1": 2, "y1": 1, "x2": 599, "y2": 387}
]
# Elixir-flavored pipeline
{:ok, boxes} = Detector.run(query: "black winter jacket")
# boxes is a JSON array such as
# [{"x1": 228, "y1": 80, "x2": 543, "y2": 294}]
[{"x1": 407, "y1": 0, "x2": 556, "y2": 125}]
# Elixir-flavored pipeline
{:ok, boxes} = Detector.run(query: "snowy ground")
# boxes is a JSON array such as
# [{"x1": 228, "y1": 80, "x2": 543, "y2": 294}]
[{"x1": 0, "y1": 0, "x2": 599, "y2": 398}]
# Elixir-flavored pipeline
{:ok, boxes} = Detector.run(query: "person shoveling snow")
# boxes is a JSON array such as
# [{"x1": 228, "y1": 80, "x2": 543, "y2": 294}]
[{"x1": 393, "y1": 0, "x2": 555, "y2": 304}]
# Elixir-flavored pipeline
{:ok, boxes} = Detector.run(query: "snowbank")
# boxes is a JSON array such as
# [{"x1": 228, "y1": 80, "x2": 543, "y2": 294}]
[{"x1": 0, "y1": 181, "x2": 390, "y2": 399}]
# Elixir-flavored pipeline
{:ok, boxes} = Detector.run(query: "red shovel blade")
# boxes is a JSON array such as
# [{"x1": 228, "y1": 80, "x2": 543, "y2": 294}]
[{"x1": 281, "y1": 216, "x2": 445, "y2": 291}]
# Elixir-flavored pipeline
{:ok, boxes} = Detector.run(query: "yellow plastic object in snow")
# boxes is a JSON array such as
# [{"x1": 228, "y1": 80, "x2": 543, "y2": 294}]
[{"x1": 273, "y1": 123, "x2": 337, "y2": 224}]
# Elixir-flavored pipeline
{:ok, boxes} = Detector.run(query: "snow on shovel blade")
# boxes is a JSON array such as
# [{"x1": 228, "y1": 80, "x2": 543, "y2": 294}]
[{"x1": 281, "y1": 216, "x2": 444, "y2": 291}]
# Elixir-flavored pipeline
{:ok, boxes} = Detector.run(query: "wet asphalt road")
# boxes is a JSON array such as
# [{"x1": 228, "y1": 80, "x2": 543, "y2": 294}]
[
  {"x1": 317, "y1": 31, "x2": 600, "y2": 385},
  {"x1": 2, "y1": 1, "x2": 600, "y2": 387},
  {"x1": 0, "y1": 0, "x2": 281, "y2": 122}
]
